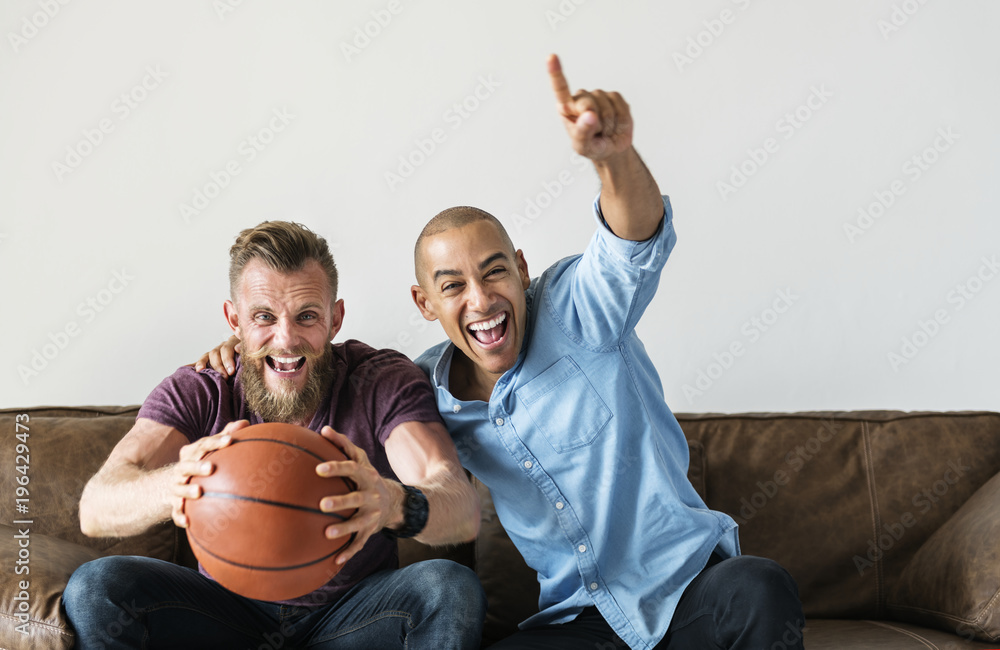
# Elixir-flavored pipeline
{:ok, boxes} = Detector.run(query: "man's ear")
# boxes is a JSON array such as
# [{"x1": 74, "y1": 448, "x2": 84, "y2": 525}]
[
  {"x1": 329, "y1": 299, "x2": 346, "y2": 340},
  {"x1": 516, "y1": 250, "x2": 530, "y2": 290},
  {"x1": 224, "y1": 300, "x2": 241, "y2": 336},
  {"x1": 411, "y1": 285, "x2": 439, "y2": 322}
]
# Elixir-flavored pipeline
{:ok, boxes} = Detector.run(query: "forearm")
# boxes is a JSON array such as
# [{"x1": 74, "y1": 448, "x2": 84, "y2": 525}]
[
  {"x1": 79, "y1": 463, "x2": 174, "y2": 537},
  {"x1": 405, "y1": 462, "x2": 480, "y2": 546},
  {"x1": 595, "y1": 147, "x2": 664, "y2": 242}
]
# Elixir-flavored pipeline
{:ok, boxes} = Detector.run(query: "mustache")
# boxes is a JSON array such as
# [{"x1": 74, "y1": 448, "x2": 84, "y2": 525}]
[{"x1": 241, "y1": 343, "x2": 329, "y2": 363}]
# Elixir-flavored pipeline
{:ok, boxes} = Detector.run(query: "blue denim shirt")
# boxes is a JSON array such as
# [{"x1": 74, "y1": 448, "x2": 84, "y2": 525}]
[{"x1": 415, "y1": 196, "x2": 739, "y2": 650}]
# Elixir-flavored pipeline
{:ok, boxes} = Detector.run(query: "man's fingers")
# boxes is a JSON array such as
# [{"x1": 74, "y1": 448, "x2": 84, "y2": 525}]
[
  {"x1": 172, "y1": 499, "x2": 188, "y2": 528},
  {"x1": 320, "y1": 426, "x2": 361, "y2": 462},
  {"x1": 207, "y1": 348, "x2": 227, "y2": 377},
  {"x1": 327, "y1": 517, "x2": 374, "y2": 565},
  {"x1": 219, "y1": 420, "x2": 249, "y2": 436},
  {"x1": 547, "y1": 53, "x2": 573, "y2": 110}
]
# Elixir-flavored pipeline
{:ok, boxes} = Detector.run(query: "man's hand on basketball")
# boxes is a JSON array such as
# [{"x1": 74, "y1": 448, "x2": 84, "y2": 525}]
[
  {"x1": 192, "y1": 335, "x2": 241, "y2": 378},
  {"x1": 170, "y1": 420, "x2": 246, "y2": 528},
  {"x1": 548, "y1": 53, "x2": 634, "y2": 162},
  {"x1": 317, "y1": 426, "x2": 404, "y2": 566}
]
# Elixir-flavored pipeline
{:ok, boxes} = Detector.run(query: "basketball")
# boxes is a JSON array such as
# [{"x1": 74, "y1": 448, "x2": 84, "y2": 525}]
[{"x1": 184, "y1": 422, "x2": 357, "y2": 601}]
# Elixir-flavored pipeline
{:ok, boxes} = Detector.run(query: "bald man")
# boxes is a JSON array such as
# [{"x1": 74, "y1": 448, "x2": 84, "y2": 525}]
[
  {"x1": 406, "y1": 56, "x2": 804, "y2": 650},
  {"x1": 201, "y1": 56, "x2": 804, "y2": 649}
]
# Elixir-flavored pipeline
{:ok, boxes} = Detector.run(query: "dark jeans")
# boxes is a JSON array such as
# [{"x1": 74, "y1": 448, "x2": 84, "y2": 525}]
[
  {"x1": 488, "y1": 554, "x2": 804, "y2": 650},
  {"x1": 63, "y1": 555, "x2": 486, "y2": 649}
]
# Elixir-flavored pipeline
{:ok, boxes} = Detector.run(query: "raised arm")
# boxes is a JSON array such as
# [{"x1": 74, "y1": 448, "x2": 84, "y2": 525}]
[
  {"x1": 548, "y1": 54, "x2": 663, "y2": 241},
  {"x1": 316, "y1": 421, "x2": 480, "y2": 564},
  {"x1": 79, "y1": 417, "x2": 244, "y2": 537}
]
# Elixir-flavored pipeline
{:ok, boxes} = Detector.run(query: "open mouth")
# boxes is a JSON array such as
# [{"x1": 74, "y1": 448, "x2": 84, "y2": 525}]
[
  {"x1": 265, "y1": 355, "x2": 306, "y2": 374},
  {"x1": 467, "y1": 312, "x2": 508, "y2": 349}
]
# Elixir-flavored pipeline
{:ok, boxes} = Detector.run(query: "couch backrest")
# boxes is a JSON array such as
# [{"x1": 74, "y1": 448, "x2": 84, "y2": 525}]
[
  {"x1": 0, "y1": 406, "x2": 194, "y2": 566},
  {"x1": 676, "y1": 411, "x2": 1000, "y2": 619}
]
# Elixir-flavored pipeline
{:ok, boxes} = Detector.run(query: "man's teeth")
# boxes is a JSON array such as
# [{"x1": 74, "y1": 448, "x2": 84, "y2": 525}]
[
  {"x1": 468, "y1": 313, "x2": 506, "y2": 331},
  {"x1": 268, "y1": 355, "x2": 304, "y2": 373}
]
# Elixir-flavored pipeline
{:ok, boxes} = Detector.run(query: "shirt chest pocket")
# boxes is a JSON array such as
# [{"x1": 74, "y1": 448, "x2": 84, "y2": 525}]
[{"x1": 516, "y1": 356, "x2": 613, "y2": 453}]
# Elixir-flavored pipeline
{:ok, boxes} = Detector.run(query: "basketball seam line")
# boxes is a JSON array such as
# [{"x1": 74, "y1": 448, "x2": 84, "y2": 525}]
[
  {"x1": 227, "y1": 437, "x2": 328, "y2": 462},
  {"x1": 189, "y1": 532, "x2": 356, "y2": 572},
  {"x1": 199, "y1": 491, "x2": 351, "y2": 521}
]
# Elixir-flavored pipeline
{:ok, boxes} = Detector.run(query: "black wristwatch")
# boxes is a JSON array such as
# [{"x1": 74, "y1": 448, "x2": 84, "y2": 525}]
[{"x1": 382, "y1": 484, "x2": 428, "y2": 539}]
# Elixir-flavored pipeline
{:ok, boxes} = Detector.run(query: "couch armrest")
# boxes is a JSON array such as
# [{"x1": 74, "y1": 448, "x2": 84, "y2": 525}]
[
  {"x1": 888, "y1": 470, "x2": 1000, "y2": 643},
  {"x1": 0, "y1": 524, "x2": 101, "y2": 650}
]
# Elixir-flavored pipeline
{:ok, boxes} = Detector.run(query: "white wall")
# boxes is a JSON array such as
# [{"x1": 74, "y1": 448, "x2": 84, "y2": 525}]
[{"x1": 2, "y1": 0, "x2": 997, "y2": 412}]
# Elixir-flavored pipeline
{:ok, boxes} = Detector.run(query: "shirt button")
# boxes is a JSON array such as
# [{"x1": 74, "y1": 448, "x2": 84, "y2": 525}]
[
  {"x1": 555, "y1": 502, "x2": 564, "y2": 510},
  {"x1": 495, "y1": 417, "x2": 504, "y2": 426},
  {"x1": 578, "y1": 545, "x2": 587, "y2": 553},
  {"x1": 452, "y1": 405, "x2": 462, "y2": 413},
  {"x1": 523, "y1": 460, "x2": 533, "y2": 469},
  {"x1": 589, "y1": 582, "x2": 599, "y2": 591}
]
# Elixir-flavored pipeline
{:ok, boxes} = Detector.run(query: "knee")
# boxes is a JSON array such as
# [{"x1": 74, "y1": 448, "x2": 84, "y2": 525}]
[
  {"x1": 719, "y1": 556, "x2": 802, "y2": 615},
  {"x1": 64, "y1": 556, "x2": 147, "y2": 618},
  {"x1": 65, "y1": 557, "x2": 116, "y2": 610},
  {"x1": 411, "y1": 559, "x2": 486, "y2": 617}
]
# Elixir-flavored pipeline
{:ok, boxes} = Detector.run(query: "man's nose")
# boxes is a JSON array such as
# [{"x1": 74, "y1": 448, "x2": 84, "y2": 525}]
[
  {"x1": 467, "y1": 281, "x2": 491, "y2": 312},
  {"x1": 270, "y1": 319, "x2": 297, "y2": 350}
]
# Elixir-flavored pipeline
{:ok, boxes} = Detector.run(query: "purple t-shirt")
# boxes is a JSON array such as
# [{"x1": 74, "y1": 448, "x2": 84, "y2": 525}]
[{"x1": 137, "y1": 339, "x2": 443, "y2": 606}]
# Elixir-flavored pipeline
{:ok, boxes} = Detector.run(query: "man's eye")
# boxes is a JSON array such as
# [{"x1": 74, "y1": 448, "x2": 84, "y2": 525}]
[
  {"x1": 255, "y1": 313, "x2": 273, "y2": 322},
  {"x1": 299, "y1": 314, "x2": 316, "y2": 322}
]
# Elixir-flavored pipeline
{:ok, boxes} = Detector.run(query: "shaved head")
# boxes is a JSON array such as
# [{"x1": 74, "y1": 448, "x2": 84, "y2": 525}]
[{"x1": 414, "y1": 206, "x2": 516, "y2": 286}]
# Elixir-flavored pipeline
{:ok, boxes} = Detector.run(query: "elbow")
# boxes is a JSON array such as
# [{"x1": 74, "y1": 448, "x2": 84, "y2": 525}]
[
  {"x1": 459, "y1": 491, "x2": 481, "y2": 543},
  {"x1": 78, "y1": 483, "x2": 112, "y2": 538},
  {"x1": 462, "y1": 516, "x2": 480, "y2": 543},
  {"x1": 78, "y1": 498, "x2": 101, "y2": 537}
]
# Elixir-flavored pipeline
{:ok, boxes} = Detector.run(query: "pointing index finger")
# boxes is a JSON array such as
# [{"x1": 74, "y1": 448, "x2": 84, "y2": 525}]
[{"x1": 547, "y1": 54, "x2": 572, "y2": 108}]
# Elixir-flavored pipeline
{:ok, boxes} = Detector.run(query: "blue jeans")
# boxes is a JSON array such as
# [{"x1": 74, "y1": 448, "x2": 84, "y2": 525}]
[
  {"x1": 64, "y1": 556, "x2": 486, "y2": 649},
  {"x1": 488, "y1": 554, "x2": 804, "y2": 650}
]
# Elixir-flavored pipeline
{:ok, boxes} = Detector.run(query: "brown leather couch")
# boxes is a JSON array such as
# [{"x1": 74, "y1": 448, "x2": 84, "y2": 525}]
[{"x1": 3, "y1": 406, "x2": 999, "y2": 649}]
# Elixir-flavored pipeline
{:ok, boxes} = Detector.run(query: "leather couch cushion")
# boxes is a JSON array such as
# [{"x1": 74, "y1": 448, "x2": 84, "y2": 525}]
[
  {"x1": 0, "y1": 408, "x2": 189, "y2": 564},
  {"x1": 887, "y1": 470, "x2": 1000, "y2": 643},
  {"x1": 803, "y1": 619, "x2": 1000, "y2": 649},
  {"x1": 676, "y1": 411, "x2": 1000, "y2": 619},
  {"x1": 0, "y1": 525, "x2": 101, "y2": 650}
]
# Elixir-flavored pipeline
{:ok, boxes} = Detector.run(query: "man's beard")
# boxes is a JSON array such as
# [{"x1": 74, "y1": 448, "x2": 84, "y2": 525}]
[{"x1": 240, "y1": 343, "x2": 334, "y2": 424}]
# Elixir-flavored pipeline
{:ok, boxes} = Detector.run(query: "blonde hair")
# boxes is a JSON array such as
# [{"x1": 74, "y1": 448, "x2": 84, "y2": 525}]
[{"x1": 229, "y1": 221, "x2": 338, "y2": 301}]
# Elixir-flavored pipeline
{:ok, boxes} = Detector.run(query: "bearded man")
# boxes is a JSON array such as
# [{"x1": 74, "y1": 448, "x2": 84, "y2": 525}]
[{"x1": 63, "y1": 221, "x2": 485, "y2": 649}]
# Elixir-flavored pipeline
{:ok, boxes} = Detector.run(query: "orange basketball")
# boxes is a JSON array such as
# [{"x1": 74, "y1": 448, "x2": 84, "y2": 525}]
[{"x1": 184, "y1": 422, "x2": 356, "y2": 601}]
